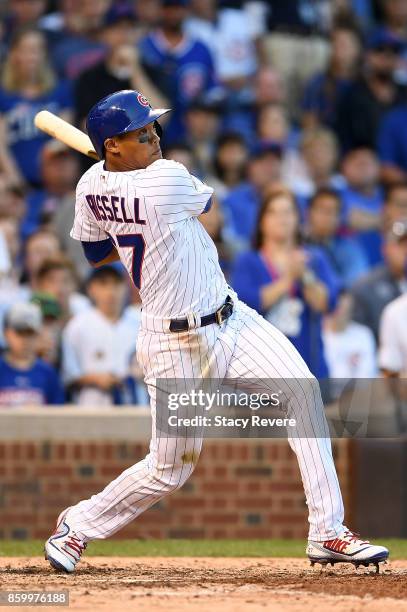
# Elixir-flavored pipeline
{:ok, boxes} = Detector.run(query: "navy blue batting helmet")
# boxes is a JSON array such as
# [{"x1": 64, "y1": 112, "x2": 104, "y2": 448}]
[{"x1": 86, "y1": 90, "x2": 171, "y2": 159}]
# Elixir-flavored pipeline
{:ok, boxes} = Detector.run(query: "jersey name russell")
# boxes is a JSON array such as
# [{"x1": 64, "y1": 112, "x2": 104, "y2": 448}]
[
  {"x1": 72, "y1": 159, "x2": 230, "y2": 319},
  {"x1": 84, "y1": 194, "x2": 146, "y2": 225}
]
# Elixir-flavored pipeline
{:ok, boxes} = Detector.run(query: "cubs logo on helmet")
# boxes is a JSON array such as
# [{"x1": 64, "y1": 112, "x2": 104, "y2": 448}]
[{"x1": 137, "y1": 93, "x2": 150, "y2": 108}]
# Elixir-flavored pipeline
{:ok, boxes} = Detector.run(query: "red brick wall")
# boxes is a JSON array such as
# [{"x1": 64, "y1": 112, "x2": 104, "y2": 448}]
[{"x1": 0, "y1": 440, "x2": 351, "y2": 540}]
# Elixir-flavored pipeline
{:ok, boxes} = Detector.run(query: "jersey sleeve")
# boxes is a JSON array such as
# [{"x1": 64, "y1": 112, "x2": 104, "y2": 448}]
[
  {"x1": 140, "y1": 160, "x2": 214, "y2": 223},
  {"x1": 70, "y1": 179, "x2": 109, "y2": 242}
]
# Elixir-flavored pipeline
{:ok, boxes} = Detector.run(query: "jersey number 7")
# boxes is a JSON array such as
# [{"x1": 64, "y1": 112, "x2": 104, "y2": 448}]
[{"x1": 116, "y1": 234, "x2": 146, "y2": 289}]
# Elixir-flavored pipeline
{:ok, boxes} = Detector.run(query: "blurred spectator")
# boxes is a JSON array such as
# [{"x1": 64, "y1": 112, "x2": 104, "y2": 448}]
[
  {"x1": 3, "y1": 0, "x2": 47, "y2": 42},
  {"x1": 40, "y1": 0, "x2": 82, "y2": 34},
  {"x1": 377, "y1": 102, "x2": 407, "y2": 184},
  {"x1": 257, "y1": 102, "x2": 303, "y2": 188},
  {"x1": 22, "y1": 141, "x2": 79, "y2": 240},
  {"x1": 184, "y1": 98, "x2": 221, "y2": 175},
  {"x1": 0, "y1": 26, "x2": 73, "y2": 187},
  {"x1": 0, "y1": 216, "x2": 25, "y2": 337},
  {"x1": 207, "y1": 132, "x2": 248, "y2": 200},
  {"x1": 323, "y1": 290, "x2": 377, "y2": 398},
  {"x1": 223, "y1": 142, "x2": 282, "y2": 248},
  {"x1": 31, "y1": 291, "x2": 63, "y2": 367},
  {"x1": 43, "y1": 0, "x2": 111, "y2": 79},
  {"x1": 62, "y1": 266, "x2": 137, "y2": 406},
  {"x1": 379, "y1": 292, "x2": 407, "y2": 376},
  {"x1": 198, "y1": 194, "x2": 234, "y2": 277},
  {"x1": 224, "y1": 65, "x2": 289, "y2": 142},
  {"x1": 383, "y1": 180, "x2": 407, "y2": 229},
  {"x1": 354, "y1": 179, "x2": 407, "y2": 267},
  {"x1": 74, "y1": 3, "x2": 168, "y2": 137},
  {"x1": 0, "y1": 302, "x2": 64, "y2": 406},
  {"x1": 139, "y1": 0, "x2": 218, "y2": 144},
  {"x1": 257, "y1": 102, "x2": 294, "y2": 147},
  {"x1": 288, "y1": 128, "x2": 344, "y2": 205},
  {"x1": 372, "y1": 0, "x2": 407, "y2": 84},
  {"x1": 351, "y1": 219, "x2": 407, "y2": 340},
  {"x1": 302, "y1": 22, "x2": 362, "y2": 130},
  {"x1": 133, "y1": 0, "x2": 161, "y2": 33},
  {"x1": 33, "y1": 256, "x2": 90, "y2": 322},
  {"x1": 306, "y1": 188, "x2": 369, "y2": 287},
  {"x1": 22, "y1": 228, "x2": 62, "y2": 289},
  {"x1": 231, "y1": 187, "x2": 339, "y2": 377},
  {"x1": 262, "y1": 0, "x2": 331, "y2": 114},
  {"x1": 185, "y1": 0, "x2": 262, "y2": 88},
  {"x1": 0, "y1": 216, "x2": 20, "y2": 274},
  {"x1": 0, "y1": 180, "x2": 26, "y2": 231},
  {"x1": 254, "y1": 66, "x2": 287, "y2": 107},
  {"x1": 341, "y1": 146, "x2": 383, "y2": 229},
  {"x1": 336, "y1": 30, "x2": 404, "y2": 152},
  {"x1": 162, "y1": 141, "x2": 199, "y2": 174}
]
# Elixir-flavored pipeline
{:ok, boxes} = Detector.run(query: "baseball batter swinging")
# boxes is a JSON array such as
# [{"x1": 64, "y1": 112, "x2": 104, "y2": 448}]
[{"x1": 45, "y1": 90, "x2": 388, "y2": 572}]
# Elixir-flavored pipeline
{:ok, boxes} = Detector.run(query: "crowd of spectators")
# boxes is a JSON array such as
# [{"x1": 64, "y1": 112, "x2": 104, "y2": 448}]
[{"x1": 0, "y1": 0, "x2": 406, "y2": 406}]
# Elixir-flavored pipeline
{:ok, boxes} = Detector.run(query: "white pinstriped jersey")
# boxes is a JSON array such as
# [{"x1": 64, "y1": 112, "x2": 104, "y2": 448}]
[{"x1": 71, "y1": 159, "x2": 229, "y2": 318}]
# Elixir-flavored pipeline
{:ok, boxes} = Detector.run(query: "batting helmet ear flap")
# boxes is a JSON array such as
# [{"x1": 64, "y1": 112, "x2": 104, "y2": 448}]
[{"x1": 154, "y1": 120, "x2": 163, "y2": 139}]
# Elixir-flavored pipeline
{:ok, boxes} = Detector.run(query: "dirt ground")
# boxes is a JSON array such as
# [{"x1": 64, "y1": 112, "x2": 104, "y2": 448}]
[{"x1": 0, "y1": 557, "x2": 406, "y2": 612}]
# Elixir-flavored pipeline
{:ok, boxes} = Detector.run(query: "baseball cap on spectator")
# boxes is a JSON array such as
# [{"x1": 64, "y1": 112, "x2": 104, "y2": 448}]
[
  {"x1": 4, "y1": 303, "x2": 42, "y2": 333},
  {"x1": 31, "y1": 292, "x2": 62, "y2": 320},
  {"x1": 250, "y1": 141, "x2": 283, "y2": 159},
  {"x1": 367, "y1": 31, "x2": 404, "y2": 54},
  {"x1": 102, "y1": 3, "x2": 137, "y2": 27}
]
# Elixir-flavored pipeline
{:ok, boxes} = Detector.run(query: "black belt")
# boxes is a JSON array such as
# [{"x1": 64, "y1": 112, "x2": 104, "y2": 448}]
[{"x1": 169, "y1": 296, "x2": 234, "y2": 332}]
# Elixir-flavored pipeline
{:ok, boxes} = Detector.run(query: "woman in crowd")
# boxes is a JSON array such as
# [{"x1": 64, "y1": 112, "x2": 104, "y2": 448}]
[
  {"x1": 231, "y1": 188, "x2": 340, "y2": 378},
  {"x1": 0, "y1": 26, "x2": 72, "y2": 187}
]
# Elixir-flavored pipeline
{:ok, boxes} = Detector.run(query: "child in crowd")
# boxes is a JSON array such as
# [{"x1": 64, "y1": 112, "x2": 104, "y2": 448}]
[{"x1": 0, "y1": 302, "x2": 64, "y2": 405}]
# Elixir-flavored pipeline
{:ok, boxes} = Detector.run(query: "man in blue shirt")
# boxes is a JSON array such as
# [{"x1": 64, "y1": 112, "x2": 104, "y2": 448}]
[
  {"x1": 138, "y1": 0, "x2": 218, "y2": 144},
  {"x1": 0, "y1": 303, "x2": 64, "y2": 406},
  {"x1": 306, "y1": 188, "x2": 370, "y2": 287},
  {"x1": 222, "y1": 142, "x2": 282, "y2": 249}
]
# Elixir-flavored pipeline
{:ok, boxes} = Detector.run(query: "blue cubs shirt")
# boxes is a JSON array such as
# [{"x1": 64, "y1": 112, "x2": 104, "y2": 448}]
[
  {"x1": 0, "y1": 357, "x2": 65, "y2": 406},
  {"x1": 231, "y1": 246, "x2": 340, "y2": 378},
  {"x1": 0, "y1": 80, "x2": 73, "y2": 185},
  {"x1": 139, "y1": 32, "x2": 217, "y2": 143}
]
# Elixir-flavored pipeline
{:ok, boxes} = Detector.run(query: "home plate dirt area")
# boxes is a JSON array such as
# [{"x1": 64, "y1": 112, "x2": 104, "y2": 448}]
[{"x1": 1, "y1": 557, "x2": 407, "y2": 612}]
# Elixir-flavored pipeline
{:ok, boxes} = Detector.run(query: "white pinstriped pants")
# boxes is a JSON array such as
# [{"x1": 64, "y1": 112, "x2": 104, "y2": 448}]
[{"x1": 66, "y1": 299, "x2": 344, "y2": 542}]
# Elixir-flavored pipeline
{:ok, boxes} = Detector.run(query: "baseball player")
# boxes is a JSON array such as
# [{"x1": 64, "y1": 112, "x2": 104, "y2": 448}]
[{"x1": 44, "y1": 90, "x2": 389, "y2": 572}]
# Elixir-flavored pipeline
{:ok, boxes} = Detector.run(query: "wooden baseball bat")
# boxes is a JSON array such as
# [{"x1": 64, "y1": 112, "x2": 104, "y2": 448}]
[{"x1": 34, "y1": 110, "x2": 99, "y2": 160}]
